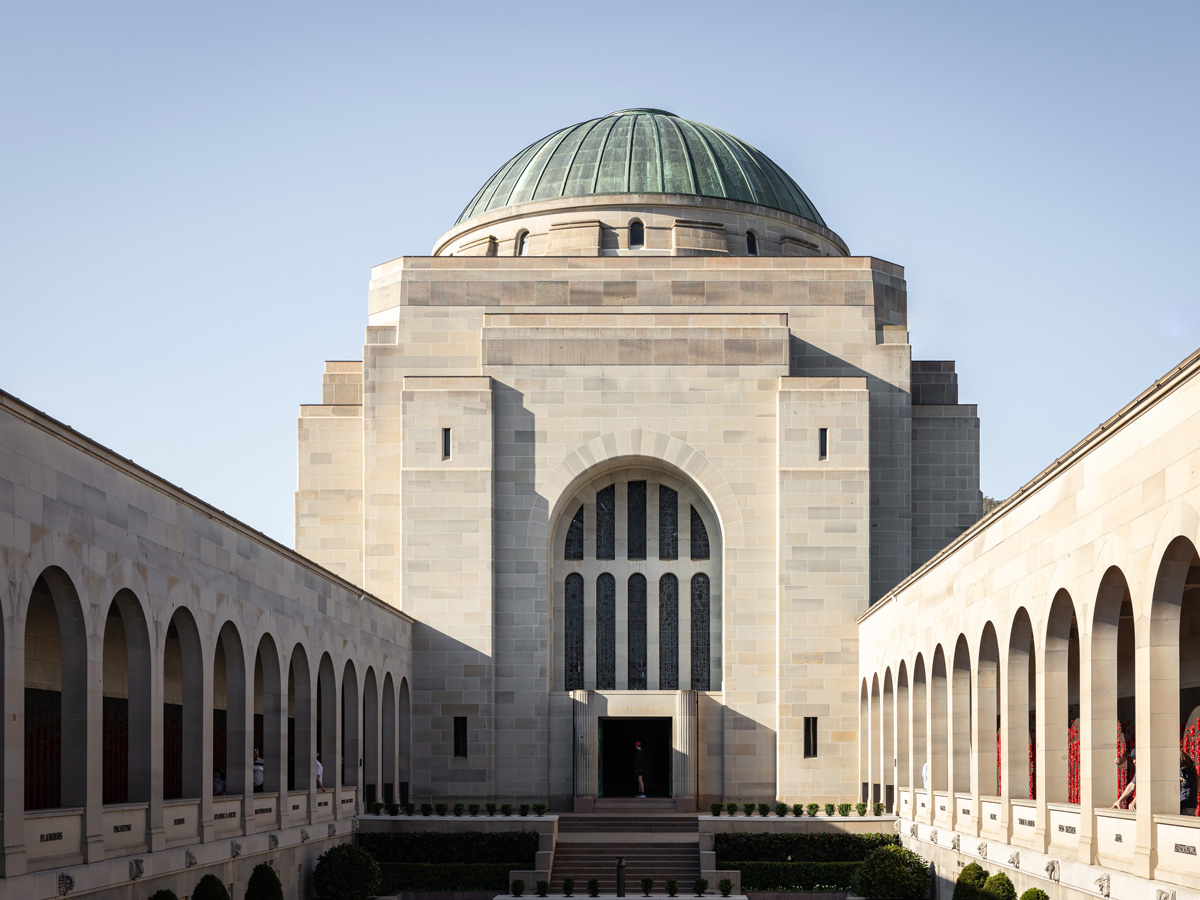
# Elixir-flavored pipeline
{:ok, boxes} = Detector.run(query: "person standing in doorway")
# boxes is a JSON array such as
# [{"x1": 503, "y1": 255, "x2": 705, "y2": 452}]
[
  {"x1": 253, "y1": 750, "x2": 265, "y2": 793},
  {"x1": 316, "y1": 752, "x2": 324, "y2": 790},
  {"x1": 634, "y1": 740, "x2": 646, "y2": 798}
]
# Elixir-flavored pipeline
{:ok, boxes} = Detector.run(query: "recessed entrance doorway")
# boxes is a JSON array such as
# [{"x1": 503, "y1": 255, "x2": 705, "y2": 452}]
[{"x1": 599, "y1": 717, "x2": 671, "y2": 797}]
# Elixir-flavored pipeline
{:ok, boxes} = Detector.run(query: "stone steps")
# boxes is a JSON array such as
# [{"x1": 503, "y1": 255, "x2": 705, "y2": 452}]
[
  {"x1": 549, "y1": 842, "x2": 701, "y2": 892},
  {"x1": 558, "y1": 814, "x2": 698, "y2": 834}
]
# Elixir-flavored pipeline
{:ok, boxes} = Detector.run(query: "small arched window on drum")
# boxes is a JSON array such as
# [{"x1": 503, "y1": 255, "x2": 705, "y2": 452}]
[
  {"x1": 746, "y1": 231, "x2": 758, "y2": 256},
  {"x1": 628, "y1": 220, "x2": 645, "y2": 249}
]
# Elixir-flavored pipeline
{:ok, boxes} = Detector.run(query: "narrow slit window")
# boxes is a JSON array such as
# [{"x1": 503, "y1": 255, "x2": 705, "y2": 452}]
[
  {"x1": 627, "y1": 574, "x2": 647, "y2": 690},
  {"x1": 442, "y1": 428, "x2": 452, "y2": 460},
  {"x1": 746, "y1": 231, "x2": 758, "y2": 256},
  {"x1": 516, "y1": 231, "x2": 529, "y2": 256},
  {"x1": 596, "y1": 574, "x2": 616, "y2": 689},
  {"x1": 659, "y1": 574, "x2": 679, "y2": 690},
  {"x1": 627, "y1": 481, "x2": 646, "y2": 559},
  {"x1": 818, "y1": 427, "x2": 828, "y2": 461},
  {"x1": 564, "y1": 506, "x2": 585, "y2": 560},
  {"x1": 659, "y1": 486, "x2": 678, "y2": 560},
  {"x1": 453, "y1": 716, "x2": 468, "y2": 758},
  {"x1": 690, "y1": 506, "x2": 709, "y2": 560},
  {"x1": 564, "y1": 574, "x2": 584, "y2": 690},
  {"x1": 596, "y1": 485, "x2": 615, "y2": 560},
  {"x1": 628, "y1": 220, "x2": 644, "y2": 249},
  {"x1": 804, "y1": 717, "x2": 819, "y2": 758}
]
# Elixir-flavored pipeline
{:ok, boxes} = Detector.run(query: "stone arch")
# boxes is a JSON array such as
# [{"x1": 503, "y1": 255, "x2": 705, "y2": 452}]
[
  {"x1": 977, "y1": 623, "x2": 1000, "y2": 795},
  {"x1": 101, "y1": 588, "x2": 152, "y2": 803},
  {"x1": 163, "y1": 607, "x2": 203, "y2": 799},
  {"x1": 859, "y1": 678, "x2": 869, "y2": 802},
  {"x1": 316, "y1": 653, "x2": 337, "y2": 792},
  {"x1": 215, "y1": 620, "x2": 248, "y2": 796},
  {"x1": 1090, "y1": 565, "x2": 1135, "y2": 810},
  {"x1": 911, "y1": 654, "x2": 927, "y2": 799},
  {"x1": 363, "y1": 667, "x2": 379, "y2": 804},
  {"x1": 1005, "y1": 607, "x2": 1036, "y2": 800},
  {"x1": 253, "y1": 633, "x2": 283, "y2": 793},
  {"x1": 288, "y1": 643, "x2": 313, "y2": 793},
  {"x1": 931, "y1": 645, "x2": 949, "y2": 793},
  {"x1": 398, "y1": 676, "x2": 412, "y2": 799},
  {"x1": 882, "y1": 667, "x2": 895, "y2": 810},
  {"x1": 951, "y1": 635, "x2": 972, "y2": 793},
  {"x1": 896, "y1": 661, "x2": 911, "y2": 791},
  {"x1": 870, "y1": 672, "x2": 882, "y2": 805},
  {"x1": 23, "y1": 566, "x2": 88, "y2": 810},
  {"x1": 1044, "y1": 589, "x2": 1080, "y2": 803},
  {"x1": 342, "y1": 659, "x2": 360, "y2": 787},
  {"x1": 382, "y1": 673, "x2": 396, "y2": 804}
]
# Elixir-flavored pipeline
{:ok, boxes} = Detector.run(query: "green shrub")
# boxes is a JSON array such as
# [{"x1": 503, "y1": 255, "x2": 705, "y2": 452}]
[
  {"x1": 192, "y1": 874, "x2": 230, "y2": 900},
  {"x1": 806, "y1": 803, "x2": 820, "y2": 817},
  {"x1": 824, "y1": 803, "x2": 836, "y2": 817},
  {"x1": 587, "y1": 879, "x2": 601, "y2": 897},
  {"x1": 562, "y1": 878, "x2": 575, "y2": 896},
  {"x1": 953, "y1": 862, "x2": 990, "y2": 900},
  {"x1": 386, "y1": 802, "x2": 400, "y2": 815},
  {"x1": 453, "y1": 803, "x2": 465, "y2": 817},
  {"x1": 518, "y1": 803, "x2": 531, "y2": 817},
  {"x1": 358, "y1": 831, "x2": 539, "y2": 865},
  {"x1": 369, "y1": 801, "x2": 385, "y2": 815},
  {"x1": 435, "y1": 802, "x2": 448, "y2": 816},
  {"x1": 1019, "y1": 890, "x2": 1049, "y2": 900},
  {"x1": 753, "y1": 803, "x2": 767, "y2": 817},
  {"x1": 404, "y1": 803, "x2": 414, "y2": 815},
  {"x1": 313, "y1": 843, "x2": 382, "y2": 900},
  {"x1": 838, "y1": 803, "x2": 852, "y2": 817},
  {"x1": 378, "y1": 863, "x2": 520, "y2": 892},
  {"x1": 245, "y1": 863, "x2": 284, "y2": 900},
  {"x1": 710, "y1": 802, "x2": 723, "y2": 816},
  {"x1": 421, "y1": 803, "x2": 433, "y2": 816},
  {"x1": 511, "y1": 879, "x2": 525, "y2": 897},
  {"x1": 983, "y1": 873, "x2": 1017, "y2": 900},
  {"x1": 666, "y1": 879, "x2": 679, "y2": 897},
  {"x1": 726, "y1": 802, "x2": 738, "y2": 816},
  {"x1": 694, "y1": 878, "x2": 709, "y2": 896},
  {"x1": 486, "y1": 801, "x2": 497, "y2": 816},
  {"x1": 855, "y1": 802, "x2": 867, "y2": 816},
  {"x1": 718, "y1": 879, "x2": 733, "y2": 898},
  {"x1": 713, "y1": 832, "x2": 899, "y2": 864},
  {"x1": 792, "y1": 803, "x2": 804, "y2": 817},
  {"x1": 743, "y1": 802, "x2": 755, "y2": 816},
  {"x1": 642, "y1": 877, "x2": 655, "y2": 896},
  {"x1": 852, "y1": 845, "x2": 929, "y2": 900},
  {"x1": 149, "y1": 890, "x2": 179, "y2": 900},
  {"x1": 533, "y1": 803, "x2": 548, "y2": 816},
  {"x1": 469, "y1": 803, "x2": 480, "y2": 816},
  {"x1": 872, "y1": 802, "x2": 885, "y2": 816},
  {"x1": 774, "y1": 802, "x2": 788, "y2": 817},
  {"x1": 501, "y1": 803, "x2": 513, "y2": 816},
  {"x1": 536, "y1": 880, "x2": 549, "y2": 897},
  {"x1": 722, "y1": 862, "x2": 860, "y2": 891}
]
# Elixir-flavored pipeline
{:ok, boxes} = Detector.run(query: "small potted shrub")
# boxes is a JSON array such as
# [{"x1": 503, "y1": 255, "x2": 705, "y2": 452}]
[
  {"x1": 519, "y1": 802, "x2": 531, "y2": 817},
  {"x1": 855, "y1": 801, "x2": 867, "y2": 816},
  {"x1": 511, "y1": 879, "x2": 526, "y2": 898},
  {"x1": 666, "y1": 879, "x2": 679, "y2": 898},
  {"x1": 710, "y1": 802, "x2": 723, "y2": 816},
  {"x1": 873, "y1": 801, "x2": 885, "y2": 816},
  {"x1": 792, "y1": 803, "x2": 804, "y2": 817},
  {"x1": 245, "y1": 863, "x2": 283, "y2": 900},
  {"x1": 533, "y1": 802, "x2": 548, "y2": 816},
  {"x1": 386, "y1": 802, "x2": 400, "y2": 815},
  {"x1": 824, "y1": 803, "x2": 836, "y2": 817},
  {"x1": 756, "y1": 802, "x2": 770, "y2": 817},
  {"x1": 774, "y1": 802, "x2": 788, "y2": 817},
  {"x1": 742, "y1": 802, "x2": 755, "y2": 817},
  {"x1": 982, "y1": 873, "x2": 1017, "y2": 900},
  {"x1": 469, "y1": 803, "x2": 480, "y2": 816},
  {"x1": 312, "y1": 843, "x2": 382, "y2": 900},
  {"x1": 435, "y1": 802, "x2": 448, "y2": 816},
  {"x1": 486, "y1": 801, "x2": 497, "y2": 816},
  {"x1": 694, "y1": 878, "x2": 709, "y2": 896},
  {"x1": 1019, "y1": 890, "x2": 1050, "y2": 900},
  {"x1": 587, "y1": 879, "x2": 601, "y2": 897},
  {"x1": 149, "y1": 891, "x2": 179, "y2": 900},
  {"x1": 725, "y1": 802, "x2": 737, "y2": 816},
  {"x1": 642, "y1": 877, "x2": 655, "y2": 896},
  {"x1": 536, "y1": 881, "x2": 550, "y2": 897},
  {"x1": 953, "y1": 863, "x2": 990, "y2": 900},
  {"x1": 192, "y1": 875, "x2": 230, "y2": 900},
  {"x1": 404, "y1": 802, "x2": 415, "y2": 815},
  {"x1": 838, "y1": 802, "x2": 852, "y2": 816},
  {"x1": 563, "y1": 878, "x2": 575, "y2": 897},
  {"x1": 369, "y1": 800, "x2": 385, "y2": 815},
  {"x1": 421, "y1": 802, "x2": 433, "y2": 816},
  {"x1": 853, "y1": 845, "x2": 930, "y2": 900},
  {"x1": 718, "y1": 879, "x2": 733, "y2": 898},
  {"x1": 806, "y1": 803, "x2": 820, "y2": 817},
  {"x1": 501, "y1": 803, "x2": 513, "y2": 816},
  {"x1": 453, "y1": 802, "x2": 465, "y2": 817}
]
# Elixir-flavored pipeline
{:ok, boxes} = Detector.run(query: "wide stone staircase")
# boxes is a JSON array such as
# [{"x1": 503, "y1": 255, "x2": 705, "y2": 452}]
[{"x1": 550, "y1": 806, "x2": 700, "y2": 893}]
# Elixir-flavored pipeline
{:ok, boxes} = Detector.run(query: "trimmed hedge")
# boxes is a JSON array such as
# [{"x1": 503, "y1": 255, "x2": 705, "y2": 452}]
[
  {"x1": 853, "y1": 845, "x2": 929, "y2": 900},
  {"x1": 379, "y1": 862, "x2": 521, "y2": 893},
  {"x1": 358, "y1": 831, "x2": 538, "y2": 865},
  {"x1": 713, "y1": 832, "x2": 899, "y2": 863},
  {"x1": 725, "y1": 861, "x2": 861, "y2": 891}
]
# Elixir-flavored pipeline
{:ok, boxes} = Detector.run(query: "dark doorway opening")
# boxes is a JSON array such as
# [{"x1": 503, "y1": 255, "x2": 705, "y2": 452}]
[{"x1": 599, "y1": 717, "x2": 671, "y2": 797}]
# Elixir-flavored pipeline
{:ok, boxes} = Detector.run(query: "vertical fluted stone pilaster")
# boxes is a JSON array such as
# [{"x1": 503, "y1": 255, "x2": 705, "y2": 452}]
[
  {"x1": 674, "y1": 691, "x2": 698, "y2": 812},
  {"x1": 572, "y1": 691, "x2": 597, "y2": 810}
]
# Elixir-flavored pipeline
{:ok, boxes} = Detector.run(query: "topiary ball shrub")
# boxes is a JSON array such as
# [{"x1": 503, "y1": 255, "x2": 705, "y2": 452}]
[
  {"x1": 838, "y1": 803, "x2": 852, "y2": 816},
  {"x1": 511, "y1": 879, "x2": 525, "y2": 897},
  {"x1": 806, "y1": 803, "x2": 820, "y2": 817},
  {"x1": 313, "y1": 843, "x2": 382, "y2": 900},
  {"x1": 404, "y1": 803, "x2": 415, "y2": 815},
  {"x1": 852, "y1": 844, "x2": 930, "y2": 900},
  {"x1": 245, "y1": 862, "x2": 284, "y2": 900},
  {"x1": 533, "y1": 802, "x2": 548, "y2": 816},
  {"x1": 953, "y1": 862, "x2": 990, "y2": 900},
  {"x1": 421, "y1": 803, "x2": 433, "y2": 816},
  {"x1": 718, "y1": 879, "x2": 733, "y2": 898},
  {"x1": 725, "y1": 802, "x2": 737, "y2": 816},
  {"x1": 588, "y1": 878, "x2": 601, "y2": 897},
  {"x1": 453, "y1": 802, "x2": 465, "y2": 817},
  {"x1": 873, "y1": 801, "x2": 885, "y2": 816},
  {"x1": 694, "y1": 878, "x2": 709, "y2": 896},
  {"x1": 486, "y1": 801, "x2": 497, "y2": 816},
  {"x1": 855, "y1": 802, "x2": 868, "y2": 816},
  {"x1": 666, "y1": 879, "x2": 679, "y2": 897},
  {"x1": 743, "y1": 802, "x2": 755, "y2": 816},
  {"x1": 386, "y1": 802, "x2": 400, "y2": 815},
  {"x1": 536, "y1": 880, "x2": 549, "y2": 897},
  {"x1": 710, "y1": 802, "x2": 723, "y2": 816},
  {"x1": 562, "y1": 877, "x2": 575, "y2": 897},
  {"x1": 192, "y1": 874, "x2": 230, "y2": 900},
  {"x1": 757, "y1": 803, "x2": 770, "y2": 817},
  {"x1": 369, "y1": 801, "x2": 385, "y2": 815},
  {"x1": 983, "y1": 872, "x2": 1017, "y2": 900},
  {"x1": 501, "y1": 803, "x2": 513, "y2": 816},
  {"x1": 469, "y1": 803, "x2": 480, "y2": 816},
  {"x1": 792, "y1": 803, "x2": 804, "y2": 817},
  {"x1": 435, "y1": 802, "x2": 448, "y2": 816},
  {"x1": 1019, "y1": 890, "x2": 1050, "y2": 900},
  {"x1": 642, "y1": 877, "x2": 655, "y2": 896},
  {"x1": 825, "y1": 803, "x2": 836, "y2": 816},
  {"x1": 149, "y1": 890, "x2": 179, "y2": 900},
  {"x1": 774, "y1": 802, "x2": 788, "y2": 817},
  {"x1": 518, "y1": 803, "x2": 531, "y2": 817}
]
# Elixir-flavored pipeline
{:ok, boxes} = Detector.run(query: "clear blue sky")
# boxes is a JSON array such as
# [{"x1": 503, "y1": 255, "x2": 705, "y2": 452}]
[{"x1": 2, "y1": 1, "x2": 1197, "y2": 547}]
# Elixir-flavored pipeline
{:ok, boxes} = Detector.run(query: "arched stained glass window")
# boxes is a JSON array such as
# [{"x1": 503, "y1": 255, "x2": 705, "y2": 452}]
[
  {"x1": 597, "y1": 486, "x2": 616, "y2": 560},
  {"x1": 691, "y1": 506, "x2": 710, "y2": 559},
  {"x1": 565, "y1": 574, "x2": 584, "y2": 690},
  {"x1": 659, "y1": 486, "x2": 678, "y2": 560},
  {"x1": 596, "y1": 574, "x2": 616, "y2": 690},
  {"x1": 564, "y1": 506, "x2": 585, "y2": 560},
  {"x1": 516, "y1": 231, "x2": 529, "y2": 256},
  {"x1": 628, "y1": 574, "x2": 647, "y2": 690},
  {"x1": 659, "y1": 574, "x2": 679, "y2": 690},
  {"x1": 691, "y1": 573, "x2": 711, "y2": 691},
  {"x1": 628, "y1": 481, "x2": 646, "y2": 559}
]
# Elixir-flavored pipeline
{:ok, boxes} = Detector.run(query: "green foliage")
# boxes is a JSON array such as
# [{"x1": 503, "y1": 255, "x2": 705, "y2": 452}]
[
  {"x1": 838, "y1": 803, "x2": 852, "y2": 817},
  {"x1": 501, "y1": 803, "x2": 513, "y2": 816},
  {"x1": 192, "y1": 874, "x2": 230, "y2": 900},
  {"x1": 518, "y1": 803, "x2": 531, "y2": 817},
  {"x1": 469, "y1": 803, "x2": 480, "y2": 816},
  {"x1": 1019, "y1": 890, "x2": 1050, "y2": 900},
  {"x1": 757, "y1": 803, "x2": 770, "y2": 817},
  {"x1": 792, "y1": 803, "x2": 804, "y2": 817},
  {"x1": 533, "y1": 803, "x2": 548, "y2": 816},
  {"x1": 953, "y1": 862, "x2": 990, "y2": 900},
  {"x1": 562, "y1": 878, "x2": 575, "y2": 896},
  {"x1": 710, "y1": 803, "x2": 723, "y2": 816},
  {"x1": 983, "y1": 873, "x2": 1017, "y2": 900},
  {"x1": 743, "y1": 802, "x2": 755, "y2": 816},
  {"x1": 537, "y1": 881, "x2": 549, "y2": 897},
  {"x1": 855, "y1": 802, "x2": 867, "y2": 816},
  {"x1": 511, "y1": 879, "x2": 525, "y2": 897},
  {"x1": 404, "y1": 803, "x2": 415, "y2": 815},
  {"x1": 378, "y1": 863, "x2": 518, "y2": 892},
  {"x1": 148, "y1": 890, "x2": 179, "y2": 900},
  {"x1": 453, "y1": 803, "x2": 465, "y2": 817},
  {"x1": 824, "y1": 804, "x2": 836, "y2": 817},
  {"x1": 245, "y1": 863, "x2": 284, "y2": 900},
  {"x1": 434, "y1": 803, "x2": 448, "y2": 816},
  {"x1": 587, "y1": 879, "x2": 601, "y2": 897},
  {"x1": 774, "y1": 802, "x2": 788, "y2": 817},
  {"x1": 852, "y1": 845, "x2": 930, "y2": 900},
  {"x1": 358, "y1": 831, "x2": 539, "y2": 865},
  {"x1": 722, "y1": 862, "x2": 861, "y2": 891},
  {"x1": 694, "y1": 878, "x2": 709, "y2": 896},
  {"x1": 666, "y1": 879, "x2": 679, "y2": 897},
  {"x1": 313, "y1": 843, "x2": 382, "y2": 900},
  {"x1": 806, "y1": 803, "x2": 820, "y2": 817},
  {"x1": 872, "y1": 802, "x2": 885, "y2": 816},
  {"x1": 486, "y1": 802, "x2": 497, "y2": 816},
  {"x1": 386, "y1": 802, "x2": 400, "y2": 815},
  {"x1": 421, "y1": 803, "x2": 433, "y2": 816},
  {"x1": 641, "y1": 877, "x2": 655, "y2": 896},
  {"x1": 713, "y1": 831, "x2": 899, "y2": 864},
  {"x1": 718, "y1": 879, "x2": 733, "y2": 898},
  {"x1": 369, "y1": 801, "x2": 385, "y2": 815},
  {"x1": 725, "y1": 802, "x2": 738, "y2": 816}
]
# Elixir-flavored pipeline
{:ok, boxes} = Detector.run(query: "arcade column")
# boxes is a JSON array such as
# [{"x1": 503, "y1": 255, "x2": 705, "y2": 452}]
[
  {"x1": 572, "y1": 690, "x2": 598, "y2": 812},
  {"x1": 674, "y1": 691, "x2": 698, "y2": 812}
]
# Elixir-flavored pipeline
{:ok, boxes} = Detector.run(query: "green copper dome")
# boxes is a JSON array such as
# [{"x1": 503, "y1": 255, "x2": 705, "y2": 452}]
[{"x1": 455, "y1": 109, "x2": 826, "y2": 227}]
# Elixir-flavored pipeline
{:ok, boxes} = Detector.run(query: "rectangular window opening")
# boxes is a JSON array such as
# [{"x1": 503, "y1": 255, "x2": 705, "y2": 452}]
[
  {"x1": 804, "y1": 716, "x2": 819, "y2": 758},
  {"x1": 818, "y1": 427, "x2": 828, "y2": 461},
  {"x1": 442, "y1": 427, "x2": 452, "y2": 460},
  {"x1": 452, "y1": 716, "x2": 468, "y2": 758}
]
